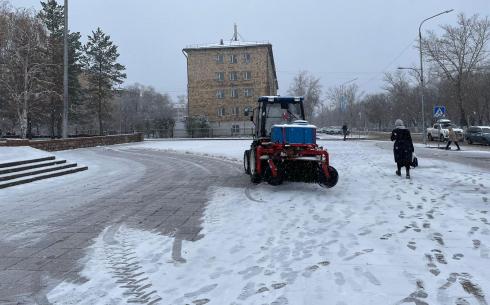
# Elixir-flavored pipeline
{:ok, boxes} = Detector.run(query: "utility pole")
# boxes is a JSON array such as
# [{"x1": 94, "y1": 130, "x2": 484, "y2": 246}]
[
  {"x1": 418, "y1": 9, "x2": 453, "y2": 145},
  {"x1": 62, "y1": 0, "x2": 69, "y2": 138}
]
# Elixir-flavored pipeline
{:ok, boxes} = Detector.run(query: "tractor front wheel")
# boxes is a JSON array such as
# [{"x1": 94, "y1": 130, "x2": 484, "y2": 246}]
[
  {"x1": 243, "y1": 150, "x2": 251, "y2": 174},
  {"x1": 249, "y1": 149, "x2": 261, "y2": 184}
]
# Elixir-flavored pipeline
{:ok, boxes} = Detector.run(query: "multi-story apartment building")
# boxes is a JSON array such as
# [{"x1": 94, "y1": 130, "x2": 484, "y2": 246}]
[{"x1": 183, "y1": 40, "x2": 278, "y2": 133}]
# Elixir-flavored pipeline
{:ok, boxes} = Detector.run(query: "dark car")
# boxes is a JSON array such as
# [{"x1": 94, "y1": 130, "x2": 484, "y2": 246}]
[{"x1": 465, "y1": 126, "x2": 490, "y2": 145}]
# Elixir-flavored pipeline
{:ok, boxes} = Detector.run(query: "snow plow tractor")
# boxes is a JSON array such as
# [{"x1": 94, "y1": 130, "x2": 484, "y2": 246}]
[{"x1": 243, "y1": 96, "x2": 339, "y2": 188}]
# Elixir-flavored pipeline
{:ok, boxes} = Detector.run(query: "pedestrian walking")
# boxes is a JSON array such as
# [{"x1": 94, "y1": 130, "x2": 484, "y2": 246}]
[
  {"x1": 390, "y1": 119, "x2": 414, "y2": 179},
  {"x1": 445, "y1": 126, "x2": 461, "y2": 150},
  {"x1": 342, "y1": 124, "x2": 348, "y2": 141}
]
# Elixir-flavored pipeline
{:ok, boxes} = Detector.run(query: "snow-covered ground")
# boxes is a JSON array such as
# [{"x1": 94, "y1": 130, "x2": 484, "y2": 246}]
[
  {"x1": 47, "y1": 140, "x2": 490, "y2": 305},
  {"x1": 0, "y1": 147, "x2": 52, "y2": 164},
  {"x1": 0, "y1": 147, "x2": 145, "y2": 245}
]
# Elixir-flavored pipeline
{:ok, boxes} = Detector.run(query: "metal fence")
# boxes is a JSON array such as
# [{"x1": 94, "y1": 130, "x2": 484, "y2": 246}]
[{"x1": 140, "y1": 128, "x2": 255, "y2": 139}]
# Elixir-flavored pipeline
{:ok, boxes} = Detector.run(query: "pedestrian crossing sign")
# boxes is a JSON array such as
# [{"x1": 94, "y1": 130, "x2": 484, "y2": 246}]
[{"x1": 433, "y1": 106, "x2": 446, "y2": 118}]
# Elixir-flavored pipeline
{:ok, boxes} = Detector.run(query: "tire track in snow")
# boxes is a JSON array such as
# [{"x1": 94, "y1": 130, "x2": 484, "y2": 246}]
[{"x1": 103, "y1": 225, "x2": 162, "y2": 305}]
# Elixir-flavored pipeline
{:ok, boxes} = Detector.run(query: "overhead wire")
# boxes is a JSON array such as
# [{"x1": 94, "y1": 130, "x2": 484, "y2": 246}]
[{"x1": 359, "y1": 36, "x2": 418, "y2": 87}]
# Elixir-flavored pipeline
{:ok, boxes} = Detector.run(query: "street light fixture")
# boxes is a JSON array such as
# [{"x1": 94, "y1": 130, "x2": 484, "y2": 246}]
[
  {"x1": 397, "y1": 66, "x2": 421, "y2": 78},
  {"x1": 417, "y1": 9, "x2": 454, "y2": 144}
]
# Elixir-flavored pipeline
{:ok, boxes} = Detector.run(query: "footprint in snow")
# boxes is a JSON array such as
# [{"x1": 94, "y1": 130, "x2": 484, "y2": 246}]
[
  {"x1": 468, "y1": 227, "x2": 479, "y2": 235},
  {"x1": 380, "y1": 233, "x2": 393, "y2": 240},
  {"x1": 431, "y1": 249, "x2": 447, "y2": 264},
  {"x1": 425, "y1": 254, "x2": 440, "y2": 276},
  {"x1": 334, "y1": 272, "x2": 346, "y2": 286},
  {"x1": 343, "y1": 249, "x2": 374, "y2": 261},
  {"x1": 432, "y1": 233, "x2": 445, "y2": 246}
]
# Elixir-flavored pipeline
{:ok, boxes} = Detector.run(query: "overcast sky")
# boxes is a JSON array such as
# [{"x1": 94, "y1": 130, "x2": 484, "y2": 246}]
[{"x1": 12, "y1": 0, "x2": 490, "y2": 101}]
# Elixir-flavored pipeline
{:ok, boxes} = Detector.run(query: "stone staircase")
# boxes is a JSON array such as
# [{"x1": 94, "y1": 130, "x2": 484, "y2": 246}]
[{"x1": 0, "y1": 156, "x2": 88, "y2": 189}]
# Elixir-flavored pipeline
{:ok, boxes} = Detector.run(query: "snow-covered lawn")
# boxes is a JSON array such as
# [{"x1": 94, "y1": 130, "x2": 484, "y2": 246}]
[{"x1": 48, "y1": 140, "x2": 490, "y2": 305}]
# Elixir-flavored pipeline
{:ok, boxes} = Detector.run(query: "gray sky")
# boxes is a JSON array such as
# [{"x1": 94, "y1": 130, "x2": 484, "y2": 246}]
[{"x1": 12, "y1": 0, "x2": 490, "y2": 101}]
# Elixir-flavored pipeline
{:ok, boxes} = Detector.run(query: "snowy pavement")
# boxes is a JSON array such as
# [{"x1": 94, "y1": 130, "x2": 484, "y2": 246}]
[{"x1": 40, "y1": 140, "x2": 490, "y2": 305}]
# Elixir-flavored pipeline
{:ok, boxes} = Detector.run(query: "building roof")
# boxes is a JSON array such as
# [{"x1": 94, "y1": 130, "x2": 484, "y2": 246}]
[
  {"x1": 183, "y1": 40, "x2": 278, "y2": 90},
  {"x1": 183, "y1": 40, "x2": 270, "y2": 50}
]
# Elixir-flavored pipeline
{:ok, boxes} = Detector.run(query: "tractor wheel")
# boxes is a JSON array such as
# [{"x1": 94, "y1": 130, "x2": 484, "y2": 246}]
[
  {"x1": 439, "y1": 134, "x2": 445, "y2": 142},
  {"x1": 249, "y1": 149, "x2": 261, "y2": 184},
  {"x1": 319, "y1": 166, "x2": 339, "y2": 188},
  {"x1": 428, "y1": 134, "x2": 433, "y2": 141},
  {"x1": 243, "y1": 150, "x2": 251, "y2": 174}
]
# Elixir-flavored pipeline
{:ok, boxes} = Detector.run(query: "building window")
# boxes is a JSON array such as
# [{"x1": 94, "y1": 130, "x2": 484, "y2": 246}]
[
  {"x1": 244, "y1": 106, "x2": 252, "y2": 116},
  {"x1": 216, "y1": 54, "x2": 224, "y2": 63},
  {"x1": 231, "y1": 124, "x2": 240, "y2": 134},
  {"x1": 244, "y1": 88, "x2": 253, "y2": 97},
  {"x1": 229, "y1": 71, "x2": 238, "y2": 81},
  {"x1": 218, "y1": 107, "x2": 226, "y2": 117},
  {"x1": 231, "y1": 106, "x2": 240, "y2": 116},
  {"x1": 229, "y1": 54, "x2": 238, "y2": 64},
  {"x1": 243, "y1": 71, "x2": 252, "y2": 80},
  {"x1": 231, "y1": 88, "x2": 239, "y2": 98},
  {"x1": 216, "y1": 89, "x2": 225, "y2": 99},
  {"x1": 215, "y1": 72, "x2": 224, "y2": 81},
  {"x1": 244, "y1": 53, "x2": 251, "y2": 64}
]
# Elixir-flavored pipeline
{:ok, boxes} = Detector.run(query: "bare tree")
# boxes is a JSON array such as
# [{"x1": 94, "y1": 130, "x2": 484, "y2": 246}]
[
  {"x1": 287, "y1": 71, "x2": 322, "y2": 120},
  {"x1": 325, "y1": 83, "x2": 361, "y2": 127},
  {"x1": 363, "y1": 93, "x2": 391, "y2": 130},
  {"x1": 383, "y1": 71, "x2": 420, "y2": 127},
  {"x1": 114, "y1": 84, "x2": 175, "y2": 136},
  {"x1": 423, "y1": 13, "x2": 490, "y2": 126},
  {"x1": 0, "y1": 7, "x2": 47, "y2": 138}
]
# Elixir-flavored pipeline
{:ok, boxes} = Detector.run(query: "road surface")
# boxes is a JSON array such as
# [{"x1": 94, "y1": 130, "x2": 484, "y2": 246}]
[
  {"x1": 0, "y1": 148, "x2": 245, "y2": 304},
  {"x1": 0, "y1": 140, "x2": 489, "y2": 305}
]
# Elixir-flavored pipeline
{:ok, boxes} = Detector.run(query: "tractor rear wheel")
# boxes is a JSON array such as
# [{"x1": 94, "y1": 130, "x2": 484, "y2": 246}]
[{"x1": 319, "y1": 166, "x2": 339, "y2": 188}]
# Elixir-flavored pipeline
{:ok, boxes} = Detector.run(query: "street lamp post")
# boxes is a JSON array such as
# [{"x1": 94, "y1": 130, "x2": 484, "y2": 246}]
[
  {"x1": 417, "y1": 9, "x2": 453, "y2": 144},
  {"x1": 62, "y1": 0, "x2": 69, "y2": 138}
]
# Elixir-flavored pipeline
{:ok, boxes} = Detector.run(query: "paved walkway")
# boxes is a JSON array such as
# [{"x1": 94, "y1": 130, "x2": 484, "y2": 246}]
[{"x1": 0, "y1": 148, "x2": 245, "y2": 304}]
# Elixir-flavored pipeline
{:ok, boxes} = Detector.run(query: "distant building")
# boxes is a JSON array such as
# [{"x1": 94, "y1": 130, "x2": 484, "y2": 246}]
[
  {"x1": 173, "y1": 102, "x2": 187, "y2": 123},
  {"x1": 183, "y1": 34, "x2": 278, "y2": 134}
]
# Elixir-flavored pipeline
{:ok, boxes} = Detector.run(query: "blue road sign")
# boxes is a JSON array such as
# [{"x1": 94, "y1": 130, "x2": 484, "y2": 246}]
[{"x1": 433, "y1": 106, "x2": 446, "y2": 118}]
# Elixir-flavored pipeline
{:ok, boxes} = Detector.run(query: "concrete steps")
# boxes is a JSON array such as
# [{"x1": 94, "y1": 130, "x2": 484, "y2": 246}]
[{"x1": 0, "y1": 156, "x2": 87, "y2": 189}]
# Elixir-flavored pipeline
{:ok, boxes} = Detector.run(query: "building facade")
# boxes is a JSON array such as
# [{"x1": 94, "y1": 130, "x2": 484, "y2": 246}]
[{"x1": 183, "y1": 41, "x2": 278, "y2": 134}]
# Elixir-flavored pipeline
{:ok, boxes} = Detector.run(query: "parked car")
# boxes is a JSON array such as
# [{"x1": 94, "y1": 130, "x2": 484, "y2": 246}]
[
  {"x1": 465, "y1": 126, "x2": 490, "y2": 145},
  {"x1": 318, "y1": 127, "x2": 328, "y2": 134},
  {"x1": 426, "y1": 119, "x2": 464, "y2": 142},
  {"x1": 326, "y1": 126, "x2": 343, "y2": 135}
]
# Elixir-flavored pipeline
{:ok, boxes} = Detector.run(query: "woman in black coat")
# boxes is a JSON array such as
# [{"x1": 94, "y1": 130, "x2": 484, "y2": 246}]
[{"x1": 391, "y1": 119, "x2": 414, "y2": 179}]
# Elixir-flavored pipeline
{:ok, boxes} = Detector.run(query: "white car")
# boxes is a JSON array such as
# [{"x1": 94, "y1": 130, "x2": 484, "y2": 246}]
[{"x1": 427, "y1": 119, "x2": 464, "y2": 142}]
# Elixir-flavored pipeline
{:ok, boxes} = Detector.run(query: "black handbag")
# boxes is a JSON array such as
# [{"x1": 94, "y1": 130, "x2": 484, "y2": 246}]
[{"x1": 411, "y1": 153, "x2": 418, "y2": 168}]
